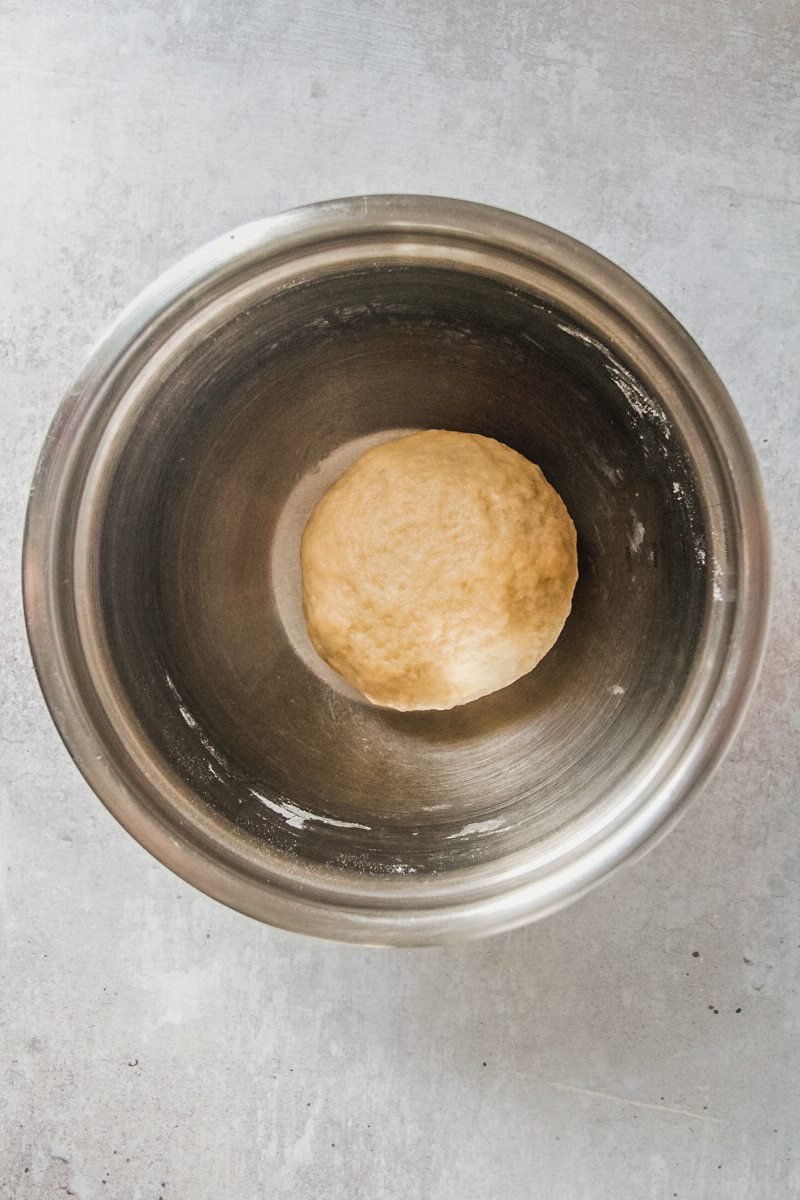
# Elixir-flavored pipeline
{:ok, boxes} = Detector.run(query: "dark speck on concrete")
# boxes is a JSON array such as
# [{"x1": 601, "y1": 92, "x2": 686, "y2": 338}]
[
  {"x1": 482, "y1": 1061, "x2": 487, "y2": 1067},
  {"x1": 743, "y1": 956, "x2": 753, "y2": 965},
  {"x1": 736, "y1": 1007, "x2": 742, "y2": 1013},
  {"x1": 692, "y1": 951, "x2": 700, "y2": 958}
]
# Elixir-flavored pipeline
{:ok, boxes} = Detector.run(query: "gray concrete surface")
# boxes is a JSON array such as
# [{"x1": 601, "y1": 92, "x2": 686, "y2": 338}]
[{"x1": 2, "y1": 1, "x2": 798, "y2": 1196}]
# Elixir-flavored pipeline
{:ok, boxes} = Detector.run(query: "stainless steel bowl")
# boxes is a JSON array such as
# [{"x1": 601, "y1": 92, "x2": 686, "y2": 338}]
[{"x1": 23, "y1": 196, "x2": 770, "y2": 945}]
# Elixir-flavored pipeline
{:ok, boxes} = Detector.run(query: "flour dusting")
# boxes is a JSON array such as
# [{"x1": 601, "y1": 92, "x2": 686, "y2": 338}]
[
  {"x1": 629, "y1": 516, "x2": 646, "y2": 553},
  {"x1": 446, "y1": 818, "x2": 504, "y2": 840},
  {"x1": 165, "y1": 671, "x2": 371, "y2": 832},
  {"x1": 165, "y1": 672, "x2": 232, "y2": 768},
  {"x1": 249, "y1": 787, "x2": 370, "y2": 832},
  {"x1": 557, "y1": 321, "x2": 672, "y2": 444}
]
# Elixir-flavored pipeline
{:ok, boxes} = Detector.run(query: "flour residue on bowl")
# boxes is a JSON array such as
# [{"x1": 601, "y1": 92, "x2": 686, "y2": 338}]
[
  {"x1": 628, "y1": 513, "x2": 646, "y2": 554},
  {"x1": 164, "y1": 671, "x2": 372, "y2": 833},
  {"x1": 445, "y1": 817, "x2": 504, "y2": 840},
  {"x1": 557, "y1": 322, "x2": 721, "y2": 587},
  {"x1": 249, "y1": 787, "x2": 371, "y2": 832},
  {"x1": 556, "y1": 321, "x2": 672, "y2": 446},
  {"x1": 669, "y1": 476, "x2": 712, "y2": 572},
  {"x1": 598, "y1": 460, "x2": 625, "y2": 485},
  {"x1": 164, "y1": 670, "x2": 232, "y2": 770}
]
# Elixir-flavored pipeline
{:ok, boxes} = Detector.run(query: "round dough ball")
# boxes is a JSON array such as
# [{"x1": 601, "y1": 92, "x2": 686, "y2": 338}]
[{"x1": 301, "y1": 430, "x2": 578, "y2": 711}]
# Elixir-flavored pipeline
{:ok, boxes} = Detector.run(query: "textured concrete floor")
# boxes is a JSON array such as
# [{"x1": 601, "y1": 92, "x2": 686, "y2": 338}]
[{"x1": 2, "y1": 2, "x2": 799, "y2": 1197}]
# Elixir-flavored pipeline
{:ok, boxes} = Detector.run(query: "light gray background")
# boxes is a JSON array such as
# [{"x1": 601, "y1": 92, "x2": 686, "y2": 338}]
[{"x1": 2, "y1": 2, "x2": 798, "y2": 1197}]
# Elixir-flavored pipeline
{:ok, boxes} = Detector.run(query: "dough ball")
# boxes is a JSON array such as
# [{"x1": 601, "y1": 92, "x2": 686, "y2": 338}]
[{"x1": 301, "y1": 430, "x2": 578, "y2": 711}]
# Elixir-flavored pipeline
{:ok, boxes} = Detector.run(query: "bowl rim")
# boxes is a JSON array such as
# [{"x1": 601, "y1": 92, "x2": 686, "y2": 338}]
[{"x1": 22, "y1": 194, "x2": 772, "y2": 945}]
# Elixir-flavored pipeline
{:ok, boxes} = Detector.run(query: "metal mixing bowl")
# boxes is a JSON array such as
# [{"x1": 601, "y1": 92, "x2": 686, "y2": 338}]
[{"x1": 23, "y1": 196, "x2": 770, "y2": 944}]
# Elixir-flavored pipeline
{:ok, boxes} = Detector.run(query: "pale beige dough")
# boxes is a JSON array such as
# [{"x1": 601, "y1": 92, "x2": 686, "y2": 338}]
[{"x1": 301, "y1": 430, "x2": 578, "y2": 711}]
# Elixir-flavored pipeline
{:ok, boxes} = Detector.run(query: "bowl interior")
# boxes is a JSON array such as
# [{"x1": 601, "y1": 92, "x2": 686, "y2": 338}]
[{"x1": 97, "y1": 265, "x2": 707, "y2": 874}]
